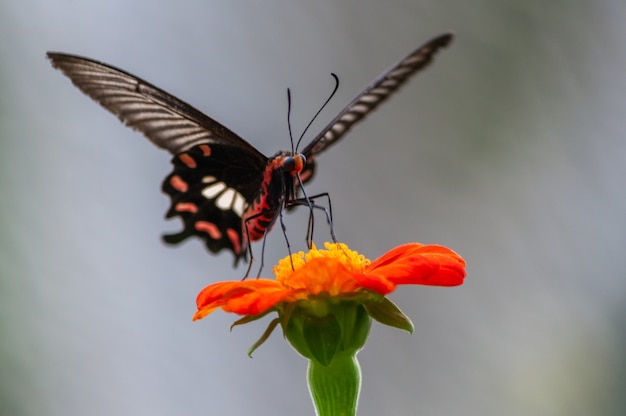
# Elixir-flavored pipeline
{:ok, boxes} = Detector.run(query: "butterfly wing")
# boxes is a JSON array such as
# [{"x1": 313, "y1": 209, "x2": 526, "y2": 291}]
[
  {"x1": 161, "y1": 143, "x2": 267, "y2": 264},
  {"x1": 301, "y1": 33, "x2": 453, "y2": 168},
  {"x1": 47, "y1": 53, "x2": 268, "y2": 262},
  {"x1": 47, "y1": 52, "x2": 265, "y2": 156}
]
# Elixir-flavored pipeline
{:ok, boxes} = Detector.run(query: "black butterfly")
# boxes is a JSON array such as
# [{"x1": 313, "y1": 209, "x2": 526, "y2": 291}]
[{"x1": 47, "y1": 33, "x2": 453, "y2": 265}]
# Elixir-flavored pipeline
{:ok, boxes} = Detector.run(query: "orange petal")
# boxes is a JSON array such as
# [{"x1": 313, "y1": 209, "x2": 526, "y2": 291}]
[
  {"x1": 195, "y1": 279, "x2": 286, "y2": 319},
  {"x1": 368, "y1": 244, "x2": 466, "y2": 289},
  {"x1": 367, "y1": 243, "x2": 420, "y2": 269},
  {"x1": 351, "y1": 271, "x2": 396, "y2": 294},
  {"x1": 223, "y1": 286, "x2": 292, "y2": 315}
]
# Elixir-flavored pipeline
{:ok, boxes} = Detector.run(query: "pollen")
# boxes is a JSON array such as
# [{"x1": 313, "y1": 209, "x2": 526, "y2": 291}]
[{"x1": 273, "y1": 242, "x2": 371, "y2": 281}]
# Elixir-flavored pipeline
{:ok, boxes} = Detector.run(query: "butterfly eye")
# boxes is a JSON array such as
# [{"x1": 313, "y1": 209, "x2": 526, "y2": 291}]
[
  {"x1": 284, "y1": 154, "x2": 306, "y2": 175},
  {"x1": 283, "y1": 156, "x2": 296, "y2": 172}
]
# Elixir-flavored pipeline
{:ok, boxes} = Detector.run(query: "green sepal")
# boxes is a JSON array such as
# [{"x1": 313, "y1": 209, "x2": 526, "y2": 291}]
[
  {"x1": 303, "y1": 314, "x2": 341, "y2": 366},
  {"x1": 247, "y1": 317, "x2": 280, "y2": 358},
  {"x1": 230, "y1": 309, "x2": 273, "y2": 331},
  {"x1": 364, "y1": 297, "x2": 414, "y2": 333}
]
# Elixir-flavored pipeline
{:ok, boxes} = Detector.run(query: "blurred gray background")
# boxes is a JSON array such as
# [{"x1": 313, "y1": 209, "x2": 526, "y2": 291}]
[{"x1": 1, "y1": 1, "x2": 625, "y2": 415}]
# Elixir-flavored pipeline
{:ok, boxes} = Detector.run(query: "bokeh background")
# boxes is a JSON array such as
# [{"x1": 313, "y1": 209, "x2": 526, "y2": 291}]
[{"x1": 2, "y1": 1, "x2": 625, "y2": 415}]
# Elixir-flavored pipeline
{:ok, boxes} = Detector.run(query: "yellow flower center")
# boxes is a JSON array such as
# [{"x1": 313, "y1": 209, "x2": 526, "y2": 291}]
[{"x1": 273, "y1": 242, "x2": 371, "y2": 282}]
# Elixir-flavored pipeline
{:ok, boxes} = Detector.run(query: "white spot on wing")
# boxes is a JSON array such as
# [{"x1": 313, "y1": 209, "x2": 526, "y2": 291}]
[
  {"x1": 360, "y1": 94, "x2": 380, "y2": 104},
  {"x1": 371, "y1": 87, "x2": 389, "y2": 95},
  {"x1": 216, "y1": 188, "x2": 236, "y2": 211},
  {"x1": 340, "y1": 113, "x2": 357, "y2": 123},
  {"x1": 351, "y1": 104, "x2": 369, "y2": 113},
  {"x1": 232, "y1": 193, "x2": 247, "y2": 217},
  {"x1": 210, "y1": 186, "x2": 247, "y2": 216},
  {"x1": 331, "y1": 123, "x2": 346, "y2": 134},
  {"x1": 202, "y1": 175, "x2": 217, "y2": 183},
  {"x1": 202, "y1": 182, "x2": 226, "y2": 199}
]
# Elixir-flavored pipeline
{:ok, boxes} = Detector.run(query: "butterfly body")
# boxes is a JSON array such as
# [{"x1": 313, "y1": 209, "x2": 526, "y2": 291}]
[
  {"x1": 239, "y1": 152, "x2": 305, "y2": 244},
  {"x1": 160, "y1": 142, "x2": 307, "y2": 262},
  {"x1": 47, "y1": 33, "x2": 452, "y2": 265}
]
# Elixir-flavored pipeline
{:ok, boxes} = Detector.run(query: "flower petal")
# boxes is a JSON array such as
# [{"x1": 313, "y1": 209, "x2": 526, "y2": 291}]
[
  {"x1": 194, "y1": 280, "x2": 288, "y2": 320},
  {"x1": 367, "y1": 243, "x2": 418, "y2": 269},
  {"x1": 366, "y1": 243, "x2": 465, "y2": 290},
  {"x1": 224, "y1": 286, "x2": 291, "y2": 315},
  {"x1": 351, "y1": 271, "x2": 395, "y2": 294}
]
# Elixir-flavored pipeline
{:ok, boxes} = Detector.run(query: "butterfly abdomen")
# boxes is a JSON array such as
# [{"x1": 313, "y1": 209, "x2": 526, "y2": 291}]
[{"x1": 242, "y1": 155, "x2": 297, "y2": 242}]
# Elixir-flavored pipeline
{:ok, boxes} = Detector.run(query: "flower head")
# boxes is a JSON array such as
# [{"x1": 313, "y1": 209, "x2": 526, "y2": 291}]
[{"x1": 194, "y1": 242, "x2": 465, "y2": 361}]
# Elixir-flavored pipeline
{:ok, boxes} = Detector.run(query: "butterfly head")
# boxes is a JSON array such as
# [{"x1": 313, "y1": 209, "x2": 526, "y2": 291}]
[{"x1": 283, "y1": 153, "x2": 306, "y2": 176}]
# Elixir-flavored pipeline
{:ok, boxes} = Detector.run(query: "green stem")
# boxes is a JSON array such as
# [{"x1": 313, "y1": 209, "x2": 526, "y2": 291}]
[{"x1": 307, "y1": 352, "x2": 361, "y2": 416}]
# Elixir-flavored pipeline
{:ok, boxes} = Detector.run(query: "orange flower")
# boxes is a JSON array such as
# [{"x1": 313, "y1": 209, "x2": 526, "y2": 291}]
[{"x1": 193, "y1": 242, "x2": 465, "y2": 321}]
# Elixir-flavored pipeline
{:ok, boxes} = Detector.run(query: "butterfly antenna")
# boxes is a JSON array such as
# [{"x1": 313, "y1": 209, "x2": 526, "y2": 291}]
[
  {"x1": 287, "y1": 88, "x2": 296, "y2": 154},
  {"x1": 295, "y1": 73, "x2": 340, "y2": 151}
]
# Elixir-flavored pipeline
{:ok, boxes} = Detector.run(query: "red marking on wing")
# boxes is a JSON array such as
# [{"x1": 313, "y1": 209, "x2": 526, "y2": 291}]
[
  {"x1": 299, "y1": 170, "x2": 312, "y2": 183},
  {"x1": 178, "y1": 153, "x2": 197, "y2": 168},
  {"x1": 199, "y1": 144, "x2": 212, "y2": 156},
  {"x1": 170, "y1": 175, "x2": 189, "y2": 192},
  {"x1": 195, "y1": 221, "x2": 222, "y2": 239},
  {"x1": 227, "y1": 228, "x2": 241, "y2": 254},
  {"x1": 175, "y1": 202, "x2": 198, "y2": 213}
]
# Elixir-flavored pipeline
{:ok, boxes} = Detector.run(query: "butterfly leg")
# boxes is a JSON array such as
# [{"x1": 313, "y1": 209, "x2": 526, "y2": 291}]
[
  {"x1": 276, "y1": 207, "x2": 296, "y2": 272},
  {"x1": 255, "y1": 226, "x2": 269, "y2": 278},
  {"x1": 242, "y1": 207, "x2": 285, "y2": 279},
  {"x1": 305, "y1": 192, "x2": 336, "y2": 244},
  {"x1": 292, "y1": 175, "x2": 337, "y2": 248},
  {"x1": 255, "y1": 206, "x2": 297, "y2": 277},
  {"x1": 293, "y1": 192, "x2": 351, "y2": 259},
  {"x1": 242, "y1": 219, "x2": 256, "y2": 279},
  {"x1": 287, "y1": 192, "x2": 337, "y2": 248},
  {"x1": 292, "y1": 175, "x2": 317, "y2": 248}
]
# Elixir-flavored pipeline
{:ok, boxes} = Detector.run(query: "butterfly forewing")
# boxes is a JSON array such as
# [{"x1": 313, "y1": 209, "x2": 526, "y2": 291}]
[
  {"x1": 47, "y1": 52, "x2": 266, "y2": 157},
  {"x1": 301, "y1": 33, "x2": 452, "y2": 160}
]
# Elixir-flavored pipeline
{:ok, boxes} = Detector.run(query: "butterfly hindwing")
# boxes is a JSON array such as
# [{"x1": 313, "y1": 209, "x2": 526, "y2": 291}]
[{"x1": 161, "y1": 143, "x2": 268, "y2": 263}]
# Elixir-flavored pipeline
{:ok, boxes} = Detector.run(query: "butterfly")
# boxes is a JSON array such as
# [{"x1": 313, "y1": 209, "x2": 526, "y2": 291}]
[{"x1": 47, "y1": 33, "x2": 453, "y2": 266}]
